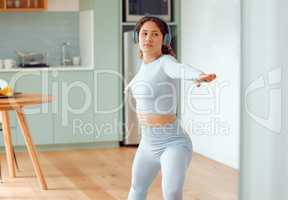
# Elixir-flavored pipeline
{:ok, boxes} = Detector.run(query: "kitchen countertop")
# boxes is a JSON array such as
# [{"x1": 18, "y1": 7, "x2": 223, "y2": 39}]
[{"x1": 0, "y1": 65, "x2": 94, "y2": 72}]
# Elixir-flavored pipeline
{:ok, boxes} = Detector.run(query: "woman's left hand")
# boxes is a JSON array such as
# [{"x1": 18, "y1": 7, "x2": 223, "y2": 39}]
[{"x1": 195, "y1": 73, "x2": 217, "y2": 87}]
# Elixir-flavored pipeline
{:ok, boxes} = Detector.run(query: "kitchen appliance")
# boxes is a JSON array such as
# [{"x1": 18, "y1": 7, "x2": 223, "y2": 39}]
[
  {"x1": 16, "y1": 50, "x2": 49, "y2": 67},
  {"x1": 125, "y1": 0, "x2": 171, "y2": 22},
  {"x1": 123, "y1": 31, "x2": 142, "y2": 145}
]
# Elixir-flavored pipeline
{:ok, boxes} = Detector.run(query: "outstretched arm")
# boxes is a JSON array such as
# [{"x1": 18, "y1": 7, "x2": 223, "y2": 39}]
[
  {"x1": 162, "y1": 55, "x2": 216, "y2": 86},
  {"x1": 162, "y1": 56, "x2": 204, "y2": 80}
]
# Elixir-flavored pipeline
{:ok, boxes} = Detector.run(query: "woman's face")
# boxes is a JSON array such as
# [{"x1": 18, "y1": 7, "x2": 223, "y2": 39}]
[{"x1": 139, "y1": 21, "x2": 163, "y2": 56}]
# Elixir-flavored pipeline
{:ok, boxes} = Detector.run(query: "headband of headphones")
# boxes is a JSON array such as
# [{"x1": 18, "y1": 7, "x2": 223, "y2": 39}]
[{"x1": 133, "y1": 16, "x2": 172, "y2": 46}]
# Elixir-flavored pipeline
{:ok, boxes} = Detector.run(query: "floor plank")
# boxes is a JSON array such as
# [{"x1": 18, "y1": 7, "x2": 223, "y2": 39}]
[{"x1": 0, "y1": 147, "x2": 238, "y2": 200}]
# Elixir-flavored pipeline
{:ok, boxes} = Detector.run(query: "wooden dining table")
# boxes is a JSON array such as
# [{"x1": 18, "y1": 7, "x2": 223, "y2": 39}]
[{"x1": 0, "y1": 93, "x2": 53, "y2": 190}]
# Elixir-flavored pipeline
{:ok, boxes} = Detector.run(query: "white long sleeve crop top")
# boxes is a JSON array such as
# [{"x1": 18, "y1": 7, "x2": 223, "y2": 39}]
[{"x1": 127, "y1": 54, "x2": 203, "y2": 115}]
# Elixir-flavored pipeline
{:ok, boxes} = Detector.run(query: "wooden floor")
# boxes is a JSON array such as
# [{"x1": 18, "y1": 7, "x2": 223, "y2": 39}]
[{"x1": 0, "y1": 147, "x2": 238, "y2": 200}]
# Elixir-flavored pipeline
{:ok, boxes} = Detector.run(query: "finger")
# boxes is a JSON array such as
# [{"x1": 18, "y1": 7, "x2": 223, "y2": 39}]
[
  {"x1": 202, "y1": 74, "x2": 216, "y2": 82},
  {"x1": 195, "y1": 80, "x2": 201, "y2": 87},
  {"x1": 209, "y1": 74, "x2": 216, "y2": 80},
  {"x1": 211, "y1": 73, "x2": 216, "y2": 79}
]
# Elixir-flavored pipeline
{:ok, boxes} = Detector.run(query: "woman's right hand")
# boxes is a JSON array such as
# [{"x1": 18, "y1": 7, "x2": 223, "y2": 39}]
[{"x1": 195, "y1": 73, "x2": 217, "y2": 87}]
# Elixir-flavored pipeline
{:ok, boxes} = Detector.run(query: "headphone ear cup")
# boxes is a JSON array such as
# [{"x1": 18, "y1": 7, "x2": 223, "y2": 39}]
[
  {"x1": 133, "y1": 31, "x2": 139, "y2": 43},
  {"x1": 163, "y1": 34, "x2": 171, "y2": 46}
]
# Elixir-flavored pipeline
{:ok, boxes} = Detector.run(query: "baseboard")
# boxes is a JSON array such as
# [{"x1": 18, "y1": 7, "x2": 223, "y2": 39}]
[{"x1": 0, "y1": 141, "x2": 120, "y2": 152}]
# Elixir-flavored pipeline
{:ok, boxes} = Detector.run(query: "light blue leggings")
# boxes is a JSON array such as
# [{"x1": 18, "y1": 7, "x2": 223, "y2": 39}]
[{"x1": 128, "y1": 120, "x2": 193, "y2": 200}]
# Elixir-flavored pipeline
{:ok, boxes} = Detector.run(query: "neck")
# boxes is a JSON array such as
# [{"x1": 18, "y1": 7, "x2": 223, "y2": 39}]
[{"x1": 143, "y1": 52, "x2": 162, "y2": 64}]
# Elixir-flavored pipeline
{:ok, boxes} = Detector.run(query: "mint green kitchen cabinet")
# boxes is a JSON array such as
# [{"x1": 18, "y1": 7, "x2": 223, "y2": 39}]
[
  {"x1": 93, "y1": 70, "x2": 122, "y2": 142},
  {"x1": 86, "y1": 0, "x2": 120, "y2": 68},
  {"x1": 52, "y1": 71, "x2": 95, "y2": 144},
  {"x1": 52, "y1": 71, "x2": 122, "y2": 144},
  {"x1": 12, "y1": 71, "x2": 54, "y2": 146},
  {"x1": 94, "y1": 0, "x2": 120, "y2": 68},
  {"x1": 80, "y1": 0, "x2": 120, "y2": 67},
  {"x1": 79, "y1": 0, "x2": 122, "y2": 141},
  {"x1": 93, "y1": 0, "x2": 122, "y2": 141}
]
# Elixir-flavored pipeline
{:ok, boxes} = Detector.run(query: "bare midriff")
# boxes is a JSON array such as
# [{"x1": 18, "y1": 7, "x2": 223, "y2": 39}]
[{"x1": 137, "y1": 113, "x2": 177, "y2": 126}]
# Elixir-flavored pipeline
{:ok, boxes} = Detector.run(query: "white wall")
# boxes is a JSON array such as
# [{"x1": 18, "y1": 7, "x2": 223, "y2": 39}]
[
  {"x1": 48, "y1": 0, "x2": 79, "y2": 11},
  {"x1": 240, "y1": 0, "x2": 288, "y2": 199},
  {"x1": 180, "y1": 0, "x2": 240, "y2": 169}
]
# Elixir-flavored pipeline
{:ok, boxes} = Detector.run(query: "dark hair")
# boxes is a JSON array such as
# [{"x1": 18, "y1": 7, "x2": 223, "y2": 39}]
[{"x1": 134, "y1": 16, "x2": 176, "y2": 58}]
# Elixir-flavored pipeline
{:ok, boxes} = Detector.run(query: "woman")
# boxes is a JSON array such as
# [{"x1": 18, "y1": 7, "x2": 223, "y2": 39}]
[{"x1": 126, "y1": 16, "x2": 216, "y2": 200}]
